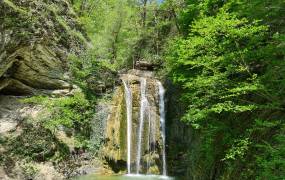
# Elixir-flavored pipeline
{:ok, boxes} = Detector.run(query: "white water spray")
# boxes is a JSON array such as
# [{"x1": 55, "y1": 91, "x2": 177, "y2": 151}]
[
  {"x1": 136, "y1": 78, "x2": 148, "y2": 174},
  {"x1": 158, "y1": 81, "x2": 167, "y2": 176},
  {"x1": 146, "y1": 106, "x2": 152, "y2": 174},
  {"x1": 121, "y1": 76, "x2": 168, "y2": 176}
]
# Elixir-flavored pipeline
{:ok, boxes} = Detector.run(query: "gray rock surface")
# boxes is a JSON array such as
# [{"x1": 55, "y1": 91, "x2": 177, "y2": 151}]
[
  {"x1": 0, "y1": 0, "x2": 88, "y2": 95},
  {"x1": 0, "y1": 96, "x2": 42, "y2": 134}
]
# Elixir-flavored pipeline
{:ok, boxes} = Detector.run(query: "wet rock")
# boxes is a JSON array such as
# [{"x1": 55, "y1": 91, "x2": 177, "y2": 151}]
[{"x1": 103, "y1": 70, "x2": 163, "y2": 174}]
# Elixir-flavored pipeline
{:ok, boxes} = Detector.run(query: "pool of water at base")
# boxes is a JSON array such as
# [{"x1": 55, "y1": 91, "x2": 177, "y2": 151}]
[{"x1": 74, "y1": 174, "x2": 175, "y2": 180}]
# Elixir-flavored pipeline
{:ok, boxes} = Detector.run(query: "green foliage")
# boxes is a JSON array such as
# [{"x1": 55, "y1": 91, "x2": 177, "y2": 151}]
[
  {"x1": 248, "y1": 120, "x2": 285, "y2": 179},
  {"x1": 0, "y1": 0, "x2": 36, "y2": 41},
  {"x1": 167, "y1": 11, "x2": 268, "y2": 127},
  {"x1": 71, "y1": 0, "x2": 141, "y2": 69},
  {"x1": 223, "y1": 138, "x2": 251, "y2": 161},
  {"x1": 165, "y1": 1, "x2": 285, "y2": 179},
  {"x1": 19, "y1": 161, "x2": 39, "y2": 180},
  {"x1": 69, "y1": 50, "x2": 117, "y2": 97},
  {"x1": 22, "y1": 92, "x2": 94, "y2": 148},
  {"x1": 71, "y1": 0, "x2": 178, "y2": 69},
  {"x1": 0, "y1": 123, "x2": 69, "y2": 167},
  {"x1": 177, "y1": 0, "x2": 226, "y2": 35},
  {"x1": 23, "y1": 92, "x2": 92, "y2": 134}
]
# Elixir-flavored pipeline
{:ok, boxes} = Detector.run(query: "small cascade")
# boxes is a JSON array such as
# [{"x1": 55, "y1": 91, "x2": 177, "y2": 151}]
[
  {"x1": 146, "y1": 101, "x2": 157, "y2": 175},
  {"x1": 136, "y1": 78, "x2": 148, "y2": 174},
  {"x1": 104, "y1": 70, "x2": 168, "y2": 177},
  {"x1": 158, "y1": 81, "x2": 167, "y2": 176},
  {"x1": 146, "y1": 106, "x2": 152, "y2": 173},
  {"x1": 122, "y1": 79, "x2": 133, "y2": 174}
]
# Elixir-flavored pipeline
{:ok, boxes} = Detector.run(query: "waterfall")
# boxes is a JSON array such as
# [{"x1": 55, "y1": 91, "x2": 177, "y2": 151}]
[
  {"x1": 118, "y1": 74, "x2": 168, "y2": 176},
  {"x1": 158, "y1": 81, "x2": 167, "y2": 176},
  {"x1": 122, "y1": 80, "x2": 133, "y2": 174},
  {"x1": 146, "y1": 105, "x2": 151, "y2": 174},
  {"x1": 136, "y1": 78, "x2": 148, "y2": 174}
]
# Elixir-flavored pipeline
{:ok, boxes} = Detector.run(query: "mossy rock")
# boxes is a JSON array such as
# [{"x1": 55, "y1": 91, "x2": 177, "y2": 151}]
[{"x1": 0, "y1": 0, "x2": 87, "y2": 95}]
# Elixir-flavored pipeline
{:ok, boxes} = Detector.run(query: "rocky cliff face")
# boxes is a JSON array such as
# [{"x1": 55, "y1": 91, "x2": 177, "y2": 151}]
[
  {"x1": 166, "y1": 83, "x2": 210, "y2": 180},
  {"x1": 102, "y1": 70, "x2": 164, "y2": 174},
  {"x1": 165, "y1": 84, "x2": 193, "y2": 179},
  {"x1": 0, "y1": 1, "x2": 97, "y2": 179},
  {"x1": 0, "y1": 0, "x2": 87, "y2": 95}
]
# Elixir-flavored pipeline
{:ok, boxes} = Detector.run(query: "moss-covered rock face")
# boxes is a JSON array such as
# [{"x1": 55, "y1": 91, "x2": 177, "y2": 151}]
[
  {"x1": 166, "y1": 83, "x2": 212, "y2": 180},
  {"x1": 0, "y1": 0, "x2": 87, "y2": 95},
  {"x1": 102, "y1": 71, "x2": 163, "y2": 174}
]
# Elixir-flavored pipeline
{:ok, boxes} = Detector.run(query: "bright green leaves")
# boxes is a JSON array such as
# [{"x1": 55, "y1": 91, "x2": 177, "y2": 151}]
[
  {"x1": 22, "y1": 92, "x2": 92, "y2": 138},
  {"x1": 164, "y1": 0, "x2": 285, "y2": 179},
  {"x1": 71, "y1": 0, "x2": 141, "y2": 69},
  {"x1": 177, "y1": 0, "x2": 227, "y2": 35},
  {"x1": 211, "y1": 101, "x2": 256, "y2": 114},
  {"x1": 223, "y1": 138, "x2": 251, "y2": 161},
  {"x1": 22, "y1": 92, "x2": 95, "y2": 150},
  {"x1": 167, "y1": 11, "x2": 269, "y2": 127},
  {"x1": 45, "y1": 92, "x2": 91, "y2": 131}
]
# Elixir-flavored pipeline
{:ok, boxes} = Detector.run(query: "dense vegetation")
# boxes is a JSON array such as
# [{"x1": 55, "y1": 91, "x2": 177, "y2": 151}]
[
  {"x1": 165, "y1": 0, "x2": 285, "y2": 179},
  {"x1": 1, "y1": 0, "x2": 284, "y2": 179},
  {"x1": 67, "y1": 1, "x2": 285, "y2": 178}
]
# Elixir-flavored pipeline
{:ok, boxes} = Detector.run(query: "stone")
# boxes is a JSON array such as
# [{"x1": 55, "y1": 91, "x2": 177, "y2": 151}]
[
  {"x1": 0, "y1": 96, "x2": 42, "y2": 134},
  {"x1": 102, "y1": 70, "x2": 164, "y2": 174},
  {"x1": 0, "y1": 78, "x2": 35, "y2": 95},
  {"x1": 135, "y1": 60, "x2": 159, "y2": 71},
  {"x1": 0, "y1": 0, "x2": 88, "y2": 95},
  {"x1": 0, "y1": 167, "x2": 10, "y2": 180},
  {"x1": 34, "y1": 163, "x2": 64, "y2": 180},
  {"x1": 10, "y1": 45, "x2": 71, "y2": 90}
]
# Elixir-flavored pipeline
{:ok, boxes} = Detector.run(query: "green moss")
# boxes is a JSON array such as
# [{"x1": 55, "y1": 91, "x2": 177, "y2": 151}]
[
  {"x1": 35, "y1": 2, "x2": 89, "y2": 48},
  {"x1": 46, "y1": 3, "x2": 59, "y2": 13},
  {"x1": 1, "y1": 122, "x2": 69, "y2": 163},
  {"x1": 46, "y1": 3, "x2": 88, "y2": 46},
  {"x1": 21, "y1": 92, "x2": 94, "y2": 149},
  {"x1": 20, "y1": 162, "x2": 39, "y2": 180},
  {"x1": 70, "y1": 30, "x2": 89, "y2": 45},
  {"x1": 119, "y1": 87, "x2": 127, "y2": 159},
  {"x1": 3, "y1": 0, "x2": 29, "y2": 14}
]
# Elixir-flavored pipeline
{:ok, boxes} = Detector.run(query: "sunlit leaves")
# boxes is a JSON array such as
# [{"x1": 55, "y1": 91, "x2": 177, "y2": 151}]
[
  {"x1": 167, "y1": 11, "x2": 269, "y2": 127},
  {"x1": 22, "y1": 92, "x2": 92, "y2": 139},
  {"x1": 223, "y1": 138, "x2": 251, "y2": 161},
  {"x1": 165, "y1": 0, "x2": 285, "y2": 179}
]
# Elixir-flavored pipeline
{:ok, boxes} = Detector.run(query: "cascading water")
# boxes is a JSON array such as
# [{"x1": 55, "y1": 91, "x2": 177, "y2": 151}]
[
  {"x1": 146, "y1": 105, "x2": 152, "y2": 174},
  {"x1": 122, "y1": 79, "x2": 133, "y2": 174},
  {"x1": 158, "y1": 81, "x2": 167, "y2": 176},
  {"x1": 108, "y1": 72, "x2": 168, "y2": 177},
  {"x1": 136, "y1": 78, "x2": 148, "y2": 174}
]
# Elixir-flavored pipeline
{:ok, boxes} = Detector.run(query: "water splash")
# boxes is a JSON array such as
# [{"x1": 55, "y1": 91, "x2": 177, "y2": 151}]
[
  {"x1": 123, "y1": 79, "x2": 133, "y2": 174},
  {"x1": 158, "y1": 81, "x2": 167, "y2": 176}
]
